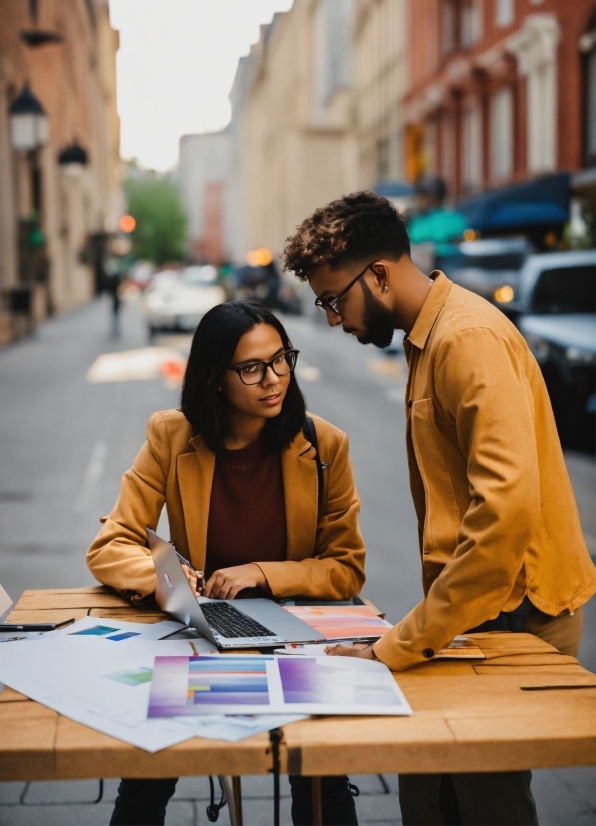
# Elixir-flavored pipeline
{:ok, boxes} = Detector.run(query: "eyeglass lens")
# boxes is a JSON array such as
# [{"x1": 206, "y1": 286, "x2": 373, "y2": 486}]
[{"x1": 239, "y1": 351, "x2": 297, "y2": 385}]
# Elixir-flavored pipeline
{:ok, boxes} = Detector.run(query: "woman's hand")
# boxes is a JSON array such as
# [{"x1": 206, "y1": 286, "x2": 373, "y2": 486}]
[
  {"x1": 181, "y1": 564, "x2": 204, "y2": 598},
  {"x1": 203, "y1": 563, "x2": 268, "y2": 600},
  {"x1": 325, "y1": 642, "x2": 376, "y2": 659}
]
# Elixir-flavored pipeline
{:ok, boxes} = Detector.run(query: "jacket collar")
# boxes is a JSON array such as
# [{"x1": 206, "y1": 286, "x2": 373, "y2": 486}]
[{"x1": 406, "y1": 271, "x2": 452, "y2": 351}]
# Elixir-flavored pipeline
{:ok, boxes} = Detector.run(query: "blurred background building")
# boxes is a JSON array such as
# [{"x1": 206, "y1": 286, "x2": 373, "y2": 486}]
[
  {"x1": 0, "y1": 0, "x2": 121, "y2": 345},
  {"x1": 219, "y1": 0, "x2": 595, "y2": 265}
]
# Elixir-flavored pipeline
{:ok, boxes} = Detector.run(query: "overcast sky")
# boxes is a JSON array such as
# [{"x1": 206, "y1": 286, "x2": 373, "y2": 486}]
[{"x1": 109, "y1": 0, "x2": 293, "y2": 171}]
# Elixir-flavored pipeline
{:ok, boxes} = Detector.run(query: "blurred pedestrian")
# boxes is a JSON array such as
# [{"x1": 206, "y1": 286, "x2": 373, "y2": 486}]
[
  {"x1": 283, "y1": 191, "x2": 596, "y2": 826},
  {"x1": 103, "y1": 259, "x2": 125, "y2": 337}
]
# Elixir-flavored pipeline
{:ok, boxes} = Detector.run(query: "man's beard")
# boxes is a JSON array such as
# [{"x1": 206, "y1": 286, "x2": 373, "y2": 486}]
[{"x1": 356, "y1": 278, "x2": 395, "y2": 348}]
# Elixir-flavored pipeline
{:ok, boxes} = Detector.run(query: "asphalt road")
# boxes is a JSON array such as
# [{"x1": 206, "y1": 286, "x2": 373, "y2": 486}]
[{"x1": 0, "y1": 295, "x2": 594, "y2": 825}]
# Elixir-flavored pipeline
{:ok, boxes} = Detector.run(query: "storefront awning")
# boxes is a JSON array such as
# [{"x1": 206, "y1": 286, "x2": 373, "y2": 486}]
[{"x1": 458, "y1": 173, "x2": 570, "y2": 233}]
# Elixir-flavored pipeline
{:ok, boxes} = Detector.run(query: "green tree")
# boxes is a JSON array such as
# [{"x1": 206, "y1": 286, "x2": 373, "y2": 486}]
[{"x1": 124, "y1": 177, "x2": 187, "y2": 264}]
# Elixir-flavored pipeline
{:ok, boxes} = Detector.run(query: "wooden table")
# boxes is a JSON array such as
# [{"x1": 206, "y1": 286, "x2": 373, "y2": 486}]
[{"x1": 1, "y1": 587, "x2": 595, "y2": 824}]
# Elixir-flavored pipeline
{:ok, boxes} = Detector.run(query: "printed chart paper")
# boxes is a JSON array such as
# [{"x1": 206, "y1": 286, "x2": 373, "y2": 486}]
[
  {"x1": 282, "y1": 605, "x2": 391, "y2": 641},
  {"x1": 148, "y1": 655, "x2": 412, "y2": 717},
  {"x1": 0, "y1": 637, "x2": 305, "y2": 752},
  {"x1": 52, "y1": 615, "x2": 186, "y2": 641}
]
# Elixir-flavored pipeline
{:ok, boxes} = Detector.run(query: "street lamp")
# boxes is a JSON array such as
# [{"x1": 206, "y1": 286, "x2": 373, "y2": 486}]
[
  {"x1": 58, "y1": 142, "x2": 88, "y2": 175},
  {"x1": 9, "y1": 84, "x2": 49, "y2": 150}
]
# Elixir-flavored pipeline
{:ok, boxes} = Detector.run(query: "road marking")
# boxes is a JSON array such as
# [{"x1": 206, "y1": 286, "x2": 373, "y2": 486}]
[
  {"x1": 75, "y1": 441, "x2": 107, "y2": 513},
  {"x1": 367, "y1": 359, "x2": 405, "y2": 377},
  {"x1": 297, "y1": 364, "x2": 321, "y2": 381}
]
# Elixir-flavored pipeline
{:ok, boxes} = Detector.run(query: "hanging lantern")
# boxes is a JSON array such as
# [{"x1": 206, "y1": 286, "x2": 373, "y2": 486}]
[{"x1": 9, "y1": 84, "x2": 49, "y2": 150}]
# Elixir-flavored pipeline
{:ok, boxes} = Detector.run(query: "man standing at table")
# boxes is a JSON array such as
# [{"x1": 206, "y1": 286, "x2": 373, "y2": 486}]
[{"x1": 283, "y1": 191, "x2": 596, "y2": 826}]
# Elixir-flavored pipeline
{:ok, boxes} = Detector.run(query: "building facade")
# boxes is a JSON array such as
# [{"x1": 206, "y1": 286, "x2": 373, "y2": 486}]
[
  {"x1": 403, "y1": 0, "x2": 595, "y2": 200},
  {"x1": 353, "y1": 0, "x2": 408, "y2": 189},
  {"x1": 177, "y1": 129, "x2": 232, "y2": 265},
  {"x1": 0, "y1": 0, "x2": 121, "y2": 344},
  {"x1": 228, "y1": 0, "x2": 359, "y2": 264}
]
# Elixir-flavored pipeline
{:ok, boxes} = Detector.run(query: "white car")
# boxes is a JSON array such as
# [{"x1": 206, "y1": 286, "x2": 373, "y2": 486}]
[{"x1": 144, "y1": 266, "x2": 225, "y2": 336}]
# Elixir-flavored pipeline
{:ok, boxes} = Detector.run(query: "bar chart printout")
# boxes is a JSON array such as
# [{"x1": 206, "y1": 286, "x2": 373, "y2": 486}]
[{"x1": 148, "y1": 655, "x2": 412, "y2": 717}]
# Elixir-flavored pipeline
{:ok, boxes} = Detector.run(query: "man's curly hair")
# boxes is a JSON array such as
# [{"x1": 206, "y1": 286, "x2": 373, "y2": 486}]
[{"x1": 283, "y1": 191, "x2": 410, "y2": 280}]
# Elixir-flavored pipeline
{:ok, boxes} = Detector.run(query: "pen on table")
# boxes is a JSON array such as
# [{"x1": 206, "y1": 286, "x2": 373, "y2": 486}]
[{"x1": 172, "y1": 548, "x2": 204, "y2": 594}]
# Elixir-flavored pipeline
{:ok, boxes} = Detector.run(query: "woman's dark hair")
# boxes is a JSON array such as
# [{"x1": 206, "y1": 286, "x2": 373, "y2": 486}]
[
  {"x1": 180, "y1": 300, "x2": 306, "y2": 453},
  {"x1": 283, "y1": 190, "x2": 410, "y2": 281}
]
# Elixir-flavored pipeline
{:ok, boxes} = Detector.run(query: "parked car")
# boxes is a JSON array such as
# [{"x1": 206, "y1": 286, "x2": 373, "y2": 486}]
[
  {"x1": 514, "y1": 250, "x2": 596, "y2": 452},
  {"x1": 143, "y1": 266, "x2": 225, "y2": 337},
  {"x1": 235, "y1": 262, "x2": 301, "y2": 315},
  {"x1": 441, "y1": 238, "x2": 534, "y2": 310}
]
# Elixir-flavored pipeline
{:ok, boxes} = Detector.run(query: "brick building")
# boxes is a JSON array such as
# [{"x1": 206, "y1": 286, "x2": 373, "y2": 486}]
[
  {"x1": 0, "y1": 0, "x2": 121, "y2": 344},
  {"x1": 403, "y1": 0, "x2": 595, "y2": 239}
]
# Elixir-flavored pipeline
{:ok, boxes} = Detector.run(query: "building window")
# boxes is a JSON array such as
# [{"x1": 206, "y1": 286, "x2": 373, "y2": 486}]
[
  {"x1": 495, "y1": 0, "x2": 514, "y2": 28},
  {"x1": 490, "y1": 86, "x2": 514, "y2": 180},
  {"x1": 582, "y1": 37, "x2": 596, "y2": 167},
  {"x1": 442, "y1": 0, "x2": 482, "y2": 53},
  {"x1": 314, "y1": 0, "x2": 355, "y2": 109},
  {"x1": 440, "y1": 112, "x2": 457, "y2": 192},
  {"x1": 463, "y1": 102, "x2": 482, "y2": 191}
]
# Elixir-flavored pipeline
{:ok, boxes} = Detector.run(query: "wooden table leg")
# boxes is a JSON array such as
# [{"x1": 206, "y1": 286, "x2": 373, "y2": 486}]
[
  {"x1": 312, "y1": 776, "x2": 322, "y2": 826},
  {"x1": 232, "y1": 776, "x2": 243, "y2": 825}
]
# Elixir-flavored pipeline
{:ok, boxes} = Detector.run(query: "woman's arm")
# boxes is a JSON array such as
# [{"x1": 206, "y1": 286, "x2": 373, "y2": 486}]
[
  {"x1": 256, "y1": 431, "x2": 366, "y2": 600},
  {"x1": 86, "y1": 412, "x2": 171, "y2": 602}
]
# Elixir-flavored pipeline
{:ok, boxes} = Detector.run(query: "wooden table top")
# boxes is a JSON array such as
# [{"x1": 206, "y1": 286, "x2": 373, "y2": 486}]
[{"x1": 1, "y1": 587, "x2": 595, "y2": 781}]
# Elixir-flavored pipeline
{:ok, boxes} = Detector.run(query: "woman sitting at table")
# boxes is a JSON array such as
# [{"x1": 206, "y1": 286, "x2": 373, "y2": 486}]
[{"x1": 87, "y1": 299, "x2": 365, "y2": 826}]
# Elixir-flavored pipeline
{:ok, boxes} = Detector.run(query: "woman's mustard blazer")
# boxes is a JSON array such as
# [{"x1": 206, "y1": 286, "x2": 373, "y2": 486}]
[{"x1": 87, "y1": 409, "x2": 366, "y2": 603}]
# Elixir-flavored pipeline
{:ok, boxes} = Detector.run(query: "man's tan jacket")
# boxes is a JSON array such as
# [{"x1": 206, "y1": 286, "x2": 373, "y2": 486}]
[
  {"x1": 87, "y1": 410, "x2": 365, "y2": 603},
  {"x1": 373, "y1": 272, "x2": 596, "y2": 672}
]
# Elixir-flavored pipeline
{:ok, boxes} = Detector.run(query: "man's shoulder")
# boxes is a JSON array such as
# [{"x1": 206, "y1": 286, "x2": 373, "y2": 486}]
[{"x1": 436, "y1": 283, "x2": 523, "y2": 346}]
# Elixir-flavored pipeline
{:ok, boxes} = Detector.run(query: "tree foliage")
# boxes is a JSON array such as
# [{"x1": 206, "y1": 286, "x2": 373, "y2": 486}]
[{"x1": 124, "y1": 177, "x2": 187, "y2": 264}]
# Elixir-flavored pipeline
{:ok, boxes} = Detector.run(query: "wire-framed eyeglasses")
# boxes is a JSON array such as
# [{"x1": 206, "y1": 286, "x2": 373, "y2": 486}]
[
  {"x1": 314, "y1": 262, "x2": 375, "y2": 316},
  {"x1": 228, "y1": 349, "x2": 300, "y2": 385}
]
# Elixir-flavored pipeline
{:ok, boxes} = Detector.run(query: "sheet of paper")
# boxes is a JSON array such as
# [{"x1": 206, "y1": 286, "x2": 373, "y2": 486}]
[
  {"x1": 274, "y1": 642, "x2": 355, "y2": 655},
  {"x1": 281, "y1": 605, "x2": 391, "y2": 640},
  {"x1": 148, "y1": 654, "x2": 412, "y2": 717},
  {"x1": 0, "y1": 583, "x2": 13, "y2": 617},
  {"x1": 0, "y1": 636, "x2": 306, "y2": 752},
  {"x1": 51, "y1": 615, "x2": 186, "y2": 641}
]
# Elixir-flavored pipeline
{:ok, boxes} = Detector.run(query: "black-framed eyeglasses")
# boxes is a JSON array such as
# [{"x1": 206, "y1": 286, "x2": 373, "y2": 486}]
[
  {"x1": 314, "y1": 262, "x2": 376, "y2": 316},
  {"x1": 228, "y1": 348, "x2": 300, "y2": 386}
]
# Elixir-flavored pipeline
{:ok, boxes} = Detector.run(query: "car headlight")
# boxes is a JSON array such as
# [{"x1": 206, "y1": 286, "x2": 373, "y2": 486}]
[
  {"x1": 565, "y1": 347, "x2": 596, "y2": 365},
  {"x1": 493, "y1": 285, "x2": 515, "y2": 303},
  {"x1": 525, "y1": 332, "x2": 550, "y2": 362}
]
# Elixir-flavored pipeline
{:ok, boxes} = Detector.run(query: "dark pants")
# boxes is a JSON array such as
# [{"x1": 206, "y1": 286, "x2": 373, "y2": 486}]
[
  {"x1": 109, "y1": 774, "x2": 357, "y2": 825},
  {"x1": 398, "y1": 609, "x2": 583, "y2": 825}
]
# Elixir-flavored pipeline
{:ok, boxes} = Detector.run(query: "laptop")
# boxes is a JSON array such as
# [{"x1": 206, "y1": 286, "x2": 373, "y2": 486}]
[{"x1": 148, "y1": 527, "x2": 326, "y2": 649}]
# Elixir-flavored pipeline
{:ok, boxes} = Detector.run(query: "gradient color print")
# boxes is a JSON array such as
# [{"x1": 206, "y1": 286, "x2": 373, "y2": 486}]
[
  {"x1": 148, "y1": 656, "x2": 271, "y2": 717},
  {"x1": 278, "y1": 657, "x2": 403, "y2": 707},
  {"x1": 282, "y1": 605, "x2": 390, "y2": 640}
]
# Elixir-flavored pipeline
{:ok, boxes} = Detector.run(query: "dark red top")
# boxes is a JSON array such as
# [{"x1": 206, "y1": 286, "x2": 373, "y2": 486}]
[{"x1": 205, "y1": 438, "x2": 286, "y2": 580}]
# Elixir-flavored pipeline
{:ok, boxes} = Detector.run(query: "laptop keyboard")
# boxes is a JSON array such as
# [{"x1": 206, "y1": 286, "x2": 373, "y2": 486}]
[{"x1": 201, "y1": 601, "x2": 276, "y2": 639}]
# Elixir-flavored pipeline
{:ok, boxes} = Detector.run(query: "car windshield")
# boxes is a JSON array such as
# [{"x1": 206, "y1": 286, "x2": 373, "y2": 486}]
[{"x1": 531, "y1": 265, "x2": 596, "y2": 314}]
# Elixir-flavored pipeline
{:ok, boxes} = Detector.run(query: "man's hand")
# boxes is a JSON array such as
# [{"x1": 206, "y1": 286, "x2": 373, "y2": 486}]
[
  {"x1": 203, "y1": 563, "x2": 268, "y2": 600},
  {"x1": 325, "y1": 642, "x2": 376, "y2": 659},
  {"x1": 181, "y1": 564, "x2": 204, "y2": 597}
]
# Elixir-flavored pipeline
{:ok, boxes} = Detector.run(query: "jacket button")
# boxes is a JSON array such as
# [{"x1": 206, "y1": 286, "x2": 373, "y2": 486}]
[
  {"x1": 422, "y1": 648, "x2": 434, "y2": 659},
  {"x1": 407, "y1": 400, "x2": 413, "y2": 408}
]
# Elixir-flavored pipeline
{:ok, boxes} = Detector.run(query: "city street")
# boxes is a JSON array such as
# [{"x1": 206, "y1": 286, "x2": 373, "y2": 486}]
[{"x1": 0, "y1": 296, "x2": 594, "y2": 825}]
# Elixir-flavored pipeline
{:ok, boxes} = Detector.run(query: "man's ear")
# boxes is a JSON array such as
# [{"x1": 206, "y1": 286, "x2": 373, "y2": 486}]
[{"x1": 371, "y1": 262, "x2": 389, "y2": 293}]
